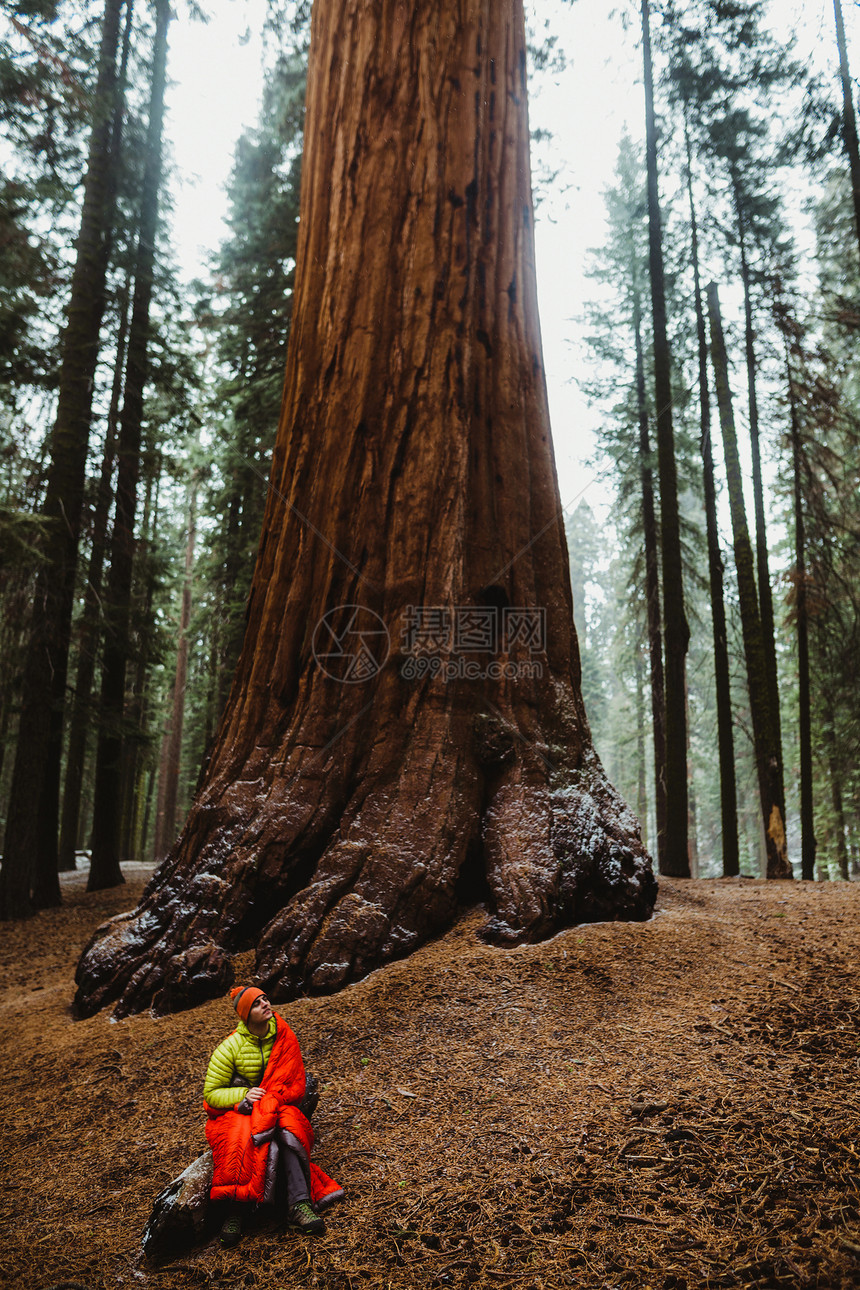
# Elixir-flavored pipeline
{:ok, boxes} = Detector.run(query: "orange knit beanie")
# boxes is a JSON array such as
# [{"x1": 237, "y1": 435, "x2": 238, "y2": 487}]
[{"x1": 230, "y1": 984, "x2": 265, "y2": 1022}]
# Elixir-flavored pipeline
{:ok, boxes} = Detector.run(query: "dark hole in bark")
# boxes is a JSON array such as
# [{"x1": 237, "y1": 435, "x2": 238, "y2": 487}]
[
  {"x1": 231, "y1": 842, "x2": 323, "y2": 952},
  {"x1": 478, "y1": 584, "x2": 509, "y2": 611},
  {"x1": 455, "y1": 835, "x2": 491, "y2": 909}
]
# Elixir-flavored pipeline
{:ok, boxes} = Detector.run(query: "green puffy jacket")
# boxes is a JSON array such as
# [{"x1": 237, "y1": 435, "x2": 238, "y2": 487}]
[{"x1": 203, "y1": 1016, "x2": 278, "y2": 1109}]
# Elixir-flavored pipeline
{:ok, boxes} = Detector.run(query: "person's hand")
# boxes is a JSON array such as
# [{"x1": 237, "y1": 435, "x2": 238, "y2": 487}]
[{"x1": 247, "y1": 1086, "x2": 266, "y2": 1102}]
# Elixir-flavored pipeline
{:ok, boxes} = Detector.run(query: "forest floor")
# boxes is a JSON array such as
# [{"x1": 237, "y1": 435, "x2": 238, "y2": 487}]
[{"x1": 1, "y1": 869, "x2": 859, "y2": 1290}]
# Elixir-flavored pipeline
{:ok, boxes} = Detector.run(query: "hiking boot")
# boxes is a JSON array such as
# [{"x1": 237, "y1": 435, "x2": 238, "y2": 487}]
[
  {"x1": 220, "y1": 1213, "x2": 242, "y2": 1248},
  {"x1": 288, "y1": 1200, "x2": 326, "y2": 1235}
]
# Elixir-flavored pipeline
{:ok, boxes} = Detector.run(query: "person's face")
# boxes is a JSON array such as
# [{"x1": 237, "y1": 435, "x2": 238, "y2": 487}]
[{"x1": 248, "y1": 994, "x2": 272, "y2": 1024}]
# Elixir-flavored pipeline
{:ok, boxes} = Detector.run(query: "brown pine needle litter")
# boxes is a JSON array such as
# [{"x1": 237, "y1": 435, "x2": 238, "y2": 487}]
[{"x1": 1, "y1": 869, "x2": 859, "y2": 1290}]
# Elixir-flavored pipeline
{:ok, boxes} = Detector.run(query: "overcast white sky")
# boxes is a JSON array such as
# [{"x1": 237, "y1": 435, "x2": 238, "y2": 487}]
[{"x1": 164, "y1": 0, "x2": 860, "y2": 515}]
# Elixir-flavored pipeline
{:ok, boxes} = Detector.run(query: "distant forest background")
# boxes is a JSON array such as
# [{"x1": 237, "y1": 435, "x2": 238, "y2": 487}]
[{"x1": 1, "y1": 0, "x2": 858, "y2": 907}]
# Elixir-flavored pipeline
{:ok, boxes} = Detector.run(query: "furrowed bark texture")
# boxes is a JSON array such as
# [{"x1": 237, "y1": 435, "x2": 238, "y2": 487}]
[
  {"x1": 707, "y1": 283, "x2": 791, "y2": 879},
  {"x1": 74, "y1": 0, "x2": 655, "y2": 1019}
]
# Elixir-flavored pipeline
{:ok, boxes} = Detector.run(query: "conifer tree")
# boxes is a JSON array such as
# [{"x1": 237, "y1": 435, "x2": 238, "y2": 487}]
[
  {"x1": 682, "y1": 112, "x2": 738, "y2": 876},
  {"x1": 75, "y1": 0, "x2": 655, "y2": 1020},
  {"x1": 707, "y1": 281, "x2": 791, "y2": 878},
  {"x1": 88, "y1": 0, "x2": 171, "y2": 891},
  {"x1": 661, "y1": 0, "x2": 801, "y2": 868},
  {"x1": 1, "y1": 0, "x2": 128, "y2": 917},
  {"x1": 833, "y1": 0, "x2": 860, "y2": 259},
  {"x1": 640, "y1": 0, "x2": 690, "y2": 876},
  {"x1": 581, "y1": 134, "x2": 667, "y2": 869}
]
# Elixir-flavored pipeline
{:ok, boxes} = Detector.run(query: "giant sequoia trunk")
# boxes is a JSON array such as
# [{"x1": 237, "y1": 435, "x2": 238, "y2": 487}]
[{"x1": 74, "y1": 0, "x2": 656, "y2": 1019}]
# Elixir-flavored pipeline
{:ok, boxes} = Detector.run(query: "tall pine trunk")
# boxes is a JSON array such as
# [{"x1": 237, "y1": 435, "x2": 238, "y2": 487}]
[
  {"x1": 56, "y1": 0, "x2": 135, "y2": 876},
  {"x1": 632, "y1": 257, "x2": 667, "y2": 871},
  {"x1": 821, "y1": 699, "x2": 849, "y2": 879},
  {"x1": 734, "y1": 189, "x2": 785, "y2": 821},
  {"x1": 640, "y1": 0, "x2": 689, "y2": 877},
  {"x1": 684, "y1": 120, "x2": 738, "y2": 876},
  {"x1": 119, "y1": 460, "x2": 158, "y2": 863},
  {"x1": 88, "y1": 0, "x2": 170, "y2": 891},
  {"x1": 635, "y1": 650, "x2": 648, "y2": 839},
  {"x1": 833, "y1": 0, "x2": 860, "y2": 260},
  {"x1": 153, "y1": 474, "x2": 198, "y2": 862},
  {"x1": 58, "y1": 271, "x2": 132, "y2": 872},
  {"x1": 786, "y1": 363, "x2": 815, "y2": 879},
  {"x1": 75, "y1": 0, "x2": 655, "y2": 1019},
  {"x1": 707, "y1": 283, "x2": 791, "y2": 878},
  {"x1": 0, "y1": 0, "x2": 127, "y2": 917}
]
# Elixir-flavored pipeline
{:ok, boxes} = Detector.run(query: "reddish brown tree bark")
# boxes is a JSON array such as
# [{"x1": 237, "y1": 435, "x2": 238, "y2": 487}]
[{"x1": 75, "y1": 0, "x2": 655, "y2": 1019}]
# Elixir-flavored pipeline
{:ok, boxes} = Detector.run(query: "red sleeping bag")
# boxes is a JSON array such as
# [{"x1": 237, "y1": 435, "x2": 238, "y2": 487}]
[{"x1": 204, "y1": 1013, "x2": 343, "y2": 1209}]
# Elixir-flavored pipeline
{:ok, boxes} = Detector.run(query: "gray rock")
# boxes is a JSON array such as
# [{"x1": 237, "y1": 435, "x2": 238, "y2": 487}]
[{"x1": 142, "y1": 1148, "x2": 213, "y2": 1260}]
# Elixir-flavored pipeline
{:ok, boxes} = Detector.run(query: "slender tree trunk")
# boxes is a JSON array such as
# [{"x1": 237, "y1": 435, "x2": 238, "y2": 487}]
[
  {"x1": 75, "y1": 0, "x2": 656, "y2": 1019},
  {"x1": 154, "y1": 475, "x2": 198, "y2": 861},
  {"x1": 786, "y1": 360, "x2": 816, "y2": 879},
  {"x1": 635, "y1": 649, "x2": 648, "y2": 844},
  {"x1": 0, "y1": 0, "x2": 127, "y2": 917},
  {"x1": 152, "y1": 712, "x2": 172, "y2": 863},
  {"x1": 820, "y1": 696, "x2": 848, "y2": 879},
  {"x1": 0, "y1": 694, "x2": 10, "y2": 807},
  {"x1": 833, "y1": 0, "x2": 860, "y2": 261},
  {"x1": 640, "y1": 0, "x2": 690, "y2": 877},
  {"x1": 684, "y1": 120, "x2": 738, "y2": 876},
  {"x1": 119, "y1": 461, "x2": 157, "y2": 863},
  {"x1": 707, "y1": 282, "x2": 791, "y2": 878},
  {"x1": 140, "y1": 764, "x2": 156, "y2": 861},
  {"x1": 632, "y1": 258, "x2": 667, "y2": 871},
  {"x1": 58, "y1": 272, "x2": 132, "y2": 872},
  {"x1": 685, "y1": 679, "x2": 699, "y2": 878},
  {"x1": 734, "y1": 191, "x2": 785, "y2": 819},
  {"x1": 89, "y1": 0, "x2": 170, "y2": 891}
]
